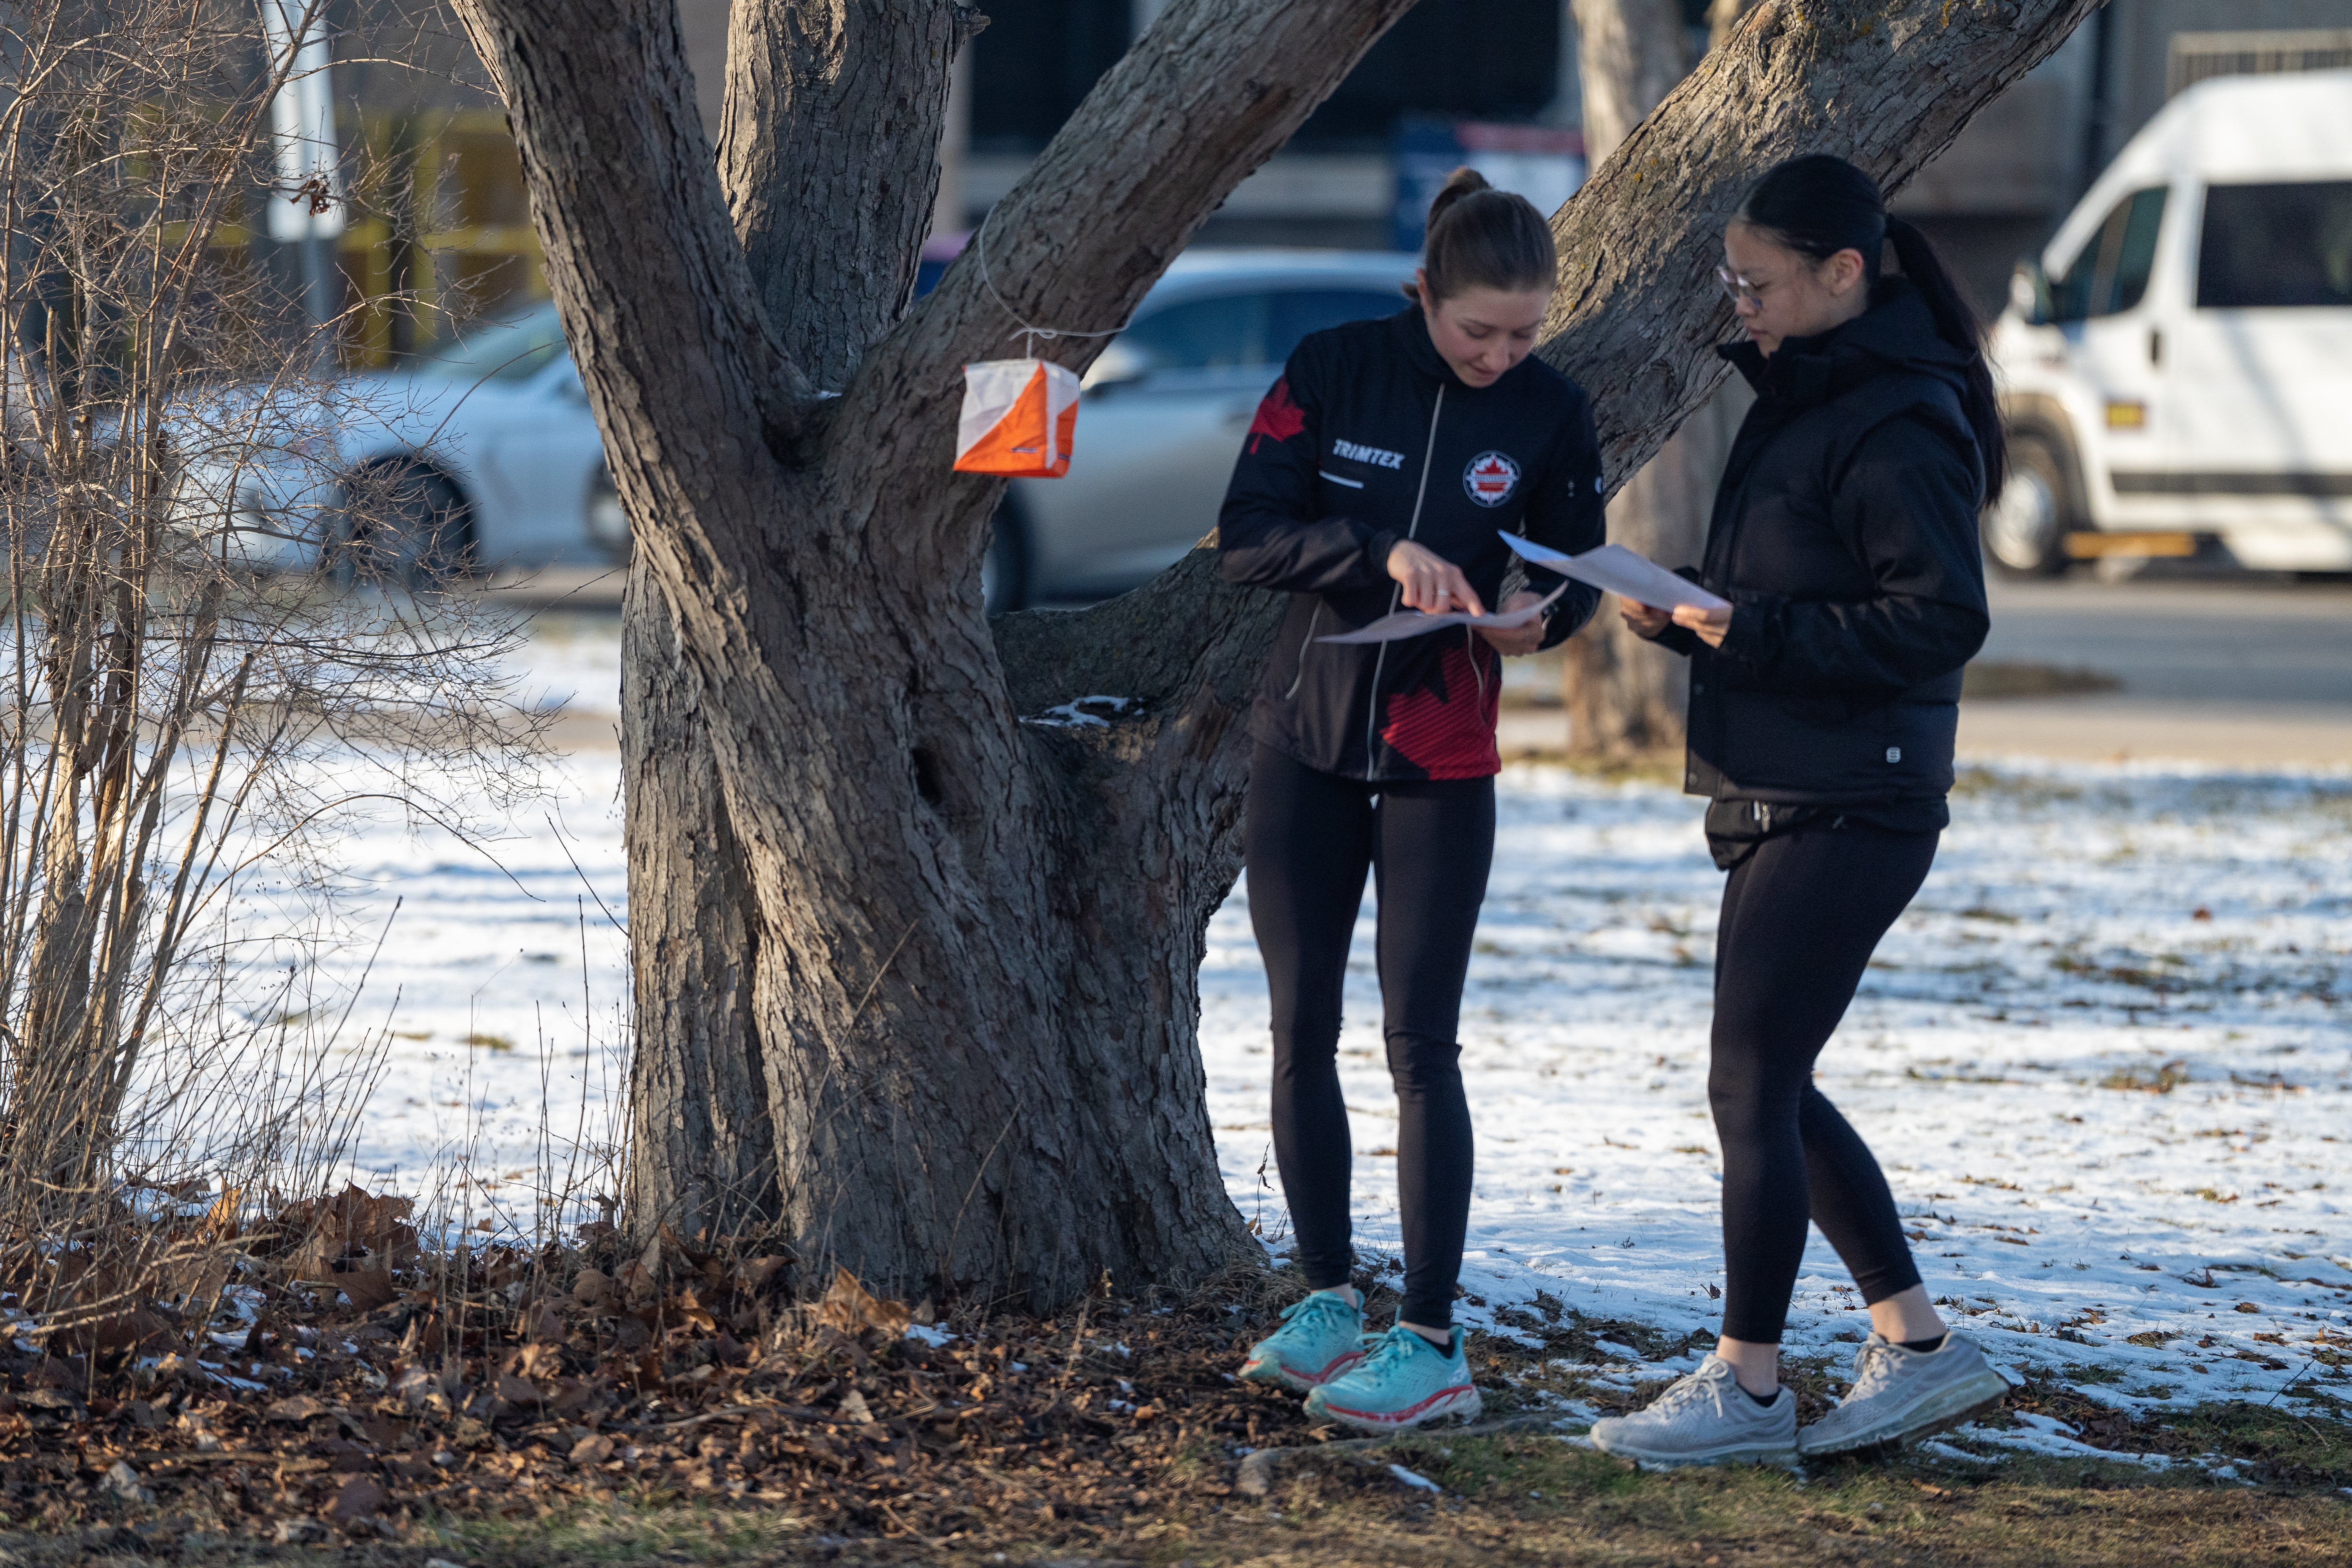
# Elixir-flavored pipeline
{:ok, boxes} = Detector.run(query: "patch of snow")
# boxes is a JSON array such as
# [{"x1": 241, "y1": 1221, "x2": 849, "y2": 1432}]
[
  {"x1": 318, "y1": 625, "x2": 2352, "y2": 1422},
  {"x1": 1020, "y1": 695, "x2": 1138, "y2": 729},
  {"x1": 1388, "y1": 1462, "x2": 1441, "y2": 1492}
]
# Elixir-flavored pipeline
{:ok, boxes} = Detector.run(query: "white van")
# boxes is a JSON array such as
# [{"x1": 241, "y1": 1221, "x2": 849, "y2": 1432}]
[{"x1": 1984, "y1": 69, "x2": 2352, "y2": 575}]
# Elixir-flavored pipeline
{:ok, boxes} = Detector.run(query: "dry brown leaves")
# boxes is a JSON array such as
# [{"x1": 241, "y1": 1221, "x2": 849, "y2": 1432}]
[{"x1": 0, "y1": 1194, "x2": 1343, "y2": 1550}]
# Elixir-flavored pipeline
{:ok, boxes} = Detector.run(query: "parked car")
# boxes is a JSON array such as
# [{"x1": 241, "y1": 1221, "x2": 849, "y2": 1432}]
[
  {"x1": 168, "y1": 303, "x2": 621, "y2": 581},
  {"x1": 1986, "y1": 69, "x2": 2352, "y2": 576},
  {"x1": 984, "y1": 249, "x2": 1418, "y2": 610},
  {"x1": 172, "y1": 249, "x2": 1417, "y2": 597}
]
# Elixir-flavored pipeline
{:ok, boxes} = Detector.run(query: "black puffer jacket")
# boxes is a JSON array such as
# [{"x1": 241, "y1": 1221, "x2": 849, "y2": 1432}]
[
  {"x1": 1658, "y1": 279, "x2": 1990, "y2": 811},
  {"x1": 1218, "y1": 307, "x2": 1604, "y2": 782}
]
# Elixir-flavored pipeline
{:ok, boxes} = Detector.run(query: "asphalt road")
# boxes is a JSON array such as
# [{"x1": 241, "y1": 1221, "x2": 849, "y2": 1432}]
[
  {"x1": 1960, "y1": 573, "x2": 2352, "y2": 766},
  {"x1": 497, "y1": 563, "x2": 2352, "y2": 768}
]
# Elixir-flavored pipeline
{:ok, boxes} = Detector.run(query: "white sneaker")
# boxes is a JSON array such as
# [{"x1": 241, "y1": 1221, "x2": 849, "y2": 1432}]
[
  {"x1": 1798, "y1": 1330, "x2": 2011, "y2": 1457},
  {"x1": 1588, "y1": 1356, "x2": 1797, "y2": 1468}
]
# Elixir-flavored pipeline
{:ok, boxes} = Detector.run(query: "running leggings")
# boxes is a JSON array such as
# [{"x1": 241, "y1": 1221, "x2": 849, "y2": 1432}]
[
  {"x1": 1712, "y1": 820, "x2": 1938, "y2": 1343},
  {"x1": 1245, "y1": 742, "x2": 1493, "y2": 1330}
]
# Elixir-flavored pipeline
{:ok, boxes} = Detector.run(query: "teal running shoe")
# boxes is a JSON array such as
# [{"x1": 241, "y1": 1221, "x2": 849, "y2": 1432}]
[
  {"x1": 1302, "y1": 1323, "x2": 1483, "y2": 1433},
  {"x1": 1238, "y1": 1290, "x2": 1367, "y2": 1393}
]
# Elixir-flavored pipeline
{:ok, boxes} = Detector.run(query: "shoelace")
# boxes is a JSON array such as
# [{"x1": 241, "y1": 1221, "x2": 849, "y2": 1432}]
[
  {"x1": 1280, "y1": 1292, "x2": 1358, "y2": 1332},
  {"x1": 1646, "y1": 1361, "x2": 1735, "y2": 1417},
  {"x1": 1352, "y1": 1326, "x2": 1430, "y2": 1379},
  {"x1": 1846, "y1": 1340, "x2": 1902, "y2": 1401}
]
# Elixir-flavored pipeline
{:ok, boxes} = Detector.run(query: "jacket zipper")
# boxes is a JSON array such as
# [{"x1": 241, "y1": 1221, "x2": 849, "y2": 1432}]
[
  {"x1": 1363, "y1": 384, "x2": 1445, "y2": 780},
  {"x1": 1283, "y1": 604, "x2": 1321, "y2": 700}
]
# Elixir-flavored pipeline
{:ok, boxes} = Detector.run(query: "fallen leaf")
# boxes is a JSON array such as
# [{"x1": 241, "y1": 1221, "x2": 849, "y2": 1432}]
[
  {"x1": 568, "y1": 1433, "x2": 615, "y2": 1466},
  {"x1": 339, "y1": 1268, "x2": 400, "y2": 1312},
  {"x1": 324, "y1": 1473, "x2": 386, "y2": 1525},
  {"x1": 512, "y1": 1342, "x2": 564, "y2": 1379},
  {"x1": 267, "y1": 1394, "x2": 331, "y2": 1422},
  {"x1": 494, "y1": 1372, "x2": 543, "y2": 1406},
  {"x1": 815, "y1": 1266, "x2": 910, "y2": 1337},
  {"x1": 200, "y1": 1187, "x2": 243, "y2": 1243}
]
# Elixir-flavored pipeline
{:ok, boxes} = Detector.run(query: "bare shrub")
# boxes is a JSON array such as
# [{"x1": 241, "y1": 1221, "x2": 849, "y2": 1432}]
[{"x1": 0, "y1": 0, "x2": 552, "y2": 1364}]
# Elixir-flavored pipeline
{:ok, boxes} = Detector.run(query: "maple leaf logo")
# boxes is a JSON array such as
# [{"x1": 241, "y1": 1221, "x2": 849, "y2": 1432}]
[
  {"x1": 1463, "y1": 450, "x2": 1519, "y2": 507},
  {"x1": 1246, "y1": 378, "x2": 1306, "y2": 453}
]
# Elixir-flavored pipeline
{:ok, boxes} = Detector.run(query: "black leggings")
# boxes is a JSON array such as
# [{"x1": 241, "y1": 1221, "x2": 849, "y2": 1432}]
[
  {"x1": 1711, "y1": 820, "x2": 1937, "y2": 1344},
  {"x1": 1245, "y1": 743, "x2": 1493, "y2": 1330}
]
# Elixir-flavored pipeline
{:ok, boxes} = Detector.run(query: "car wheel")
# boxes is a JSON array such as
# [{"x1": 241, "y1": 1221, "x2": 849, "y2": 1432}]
[
  {"x1": 983, "y1": 496, "x2": 1027, "y2": 615},
  {"x1": 337, "y1": 462, "x2": 474, "y2": 589},
  {"x1": 1982, "y1": 430, "x2": 2074, "y2": 577}
]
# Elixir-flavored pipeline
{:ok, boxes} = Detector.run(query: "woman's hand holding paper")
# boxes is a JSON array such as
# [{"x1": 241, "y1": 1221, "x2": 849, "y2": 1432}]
[
  {"x1": 1387, "y1": 540, "x2": 1485, "y2": 617},
  {"x1": 1476, "y1": 591, "x2": 1547, "y2": 655},
  {"x1": 1671, "y1": 602, "x2": 1732, "y2": 648},
  {"x1": 1619, "y1": 599, "x2": 1673, "y2": 640}
]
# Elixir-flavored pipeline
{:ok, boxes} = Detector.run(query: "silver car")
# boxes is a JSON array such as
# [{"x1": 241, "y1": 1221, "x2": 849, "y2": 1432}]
[
  {"x1": 987, "y1": 249, "x2": 1417, "y2": 611},
  {"x1": 167, "y1": 305, "x2": 620, "y2": 583}
]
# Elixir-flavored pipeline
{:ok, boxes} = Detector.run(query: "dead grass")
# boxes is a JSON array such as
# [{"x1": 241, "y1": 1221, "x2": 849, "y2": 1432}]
[
  {"x1": 10, "y1": 1439, "x2": 2341, "y2": 1566},
  {"x1": 0, "y1": 1255, "x2": 2341, "y2": 1566}
]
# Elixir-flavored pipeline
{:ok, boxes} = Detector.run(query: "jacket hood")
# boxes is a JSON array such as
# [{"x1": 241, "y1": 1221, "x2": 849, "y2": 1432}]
[{"x1": 1717, "y1": 278, "x2": 1973, "y2": 409}]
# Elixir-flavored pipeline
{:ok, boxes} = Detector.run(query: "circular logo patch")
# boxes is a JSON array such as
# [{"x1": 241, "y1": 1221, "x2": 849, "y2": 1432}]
[{"x1": 1463, "y1": 450, "x2": 1520, "y2": 507}]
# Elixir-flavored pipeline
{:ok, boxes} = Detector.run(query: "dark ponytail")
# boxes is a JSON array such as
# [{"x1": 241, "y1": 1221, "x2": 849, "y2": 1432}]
[
  {"x1": 1738, "y1": 154, "x2": 2007, "y2": 505},
  {"x1": 1415, "y1": 167, "x2": 1558, "y2": 303}
]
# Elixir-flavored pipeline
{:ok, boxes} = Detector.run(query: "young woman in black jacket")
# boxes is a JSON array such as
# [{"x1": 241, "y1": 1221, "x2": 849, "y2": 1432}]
[
  {"x1": 1218, "y1": 170, "x2": 1605, "y2": 1433},
  {"x1": 1588, "y1": 156, "x2": 2012, "y2": 1467}
]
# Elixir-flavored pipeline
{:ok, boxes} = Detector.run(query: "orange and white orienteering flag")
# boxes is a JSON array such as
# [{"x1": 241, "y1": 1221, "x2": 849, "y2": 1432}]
[{"x1": 953, "y1": 358, "x2": 1081, "y2": 478}]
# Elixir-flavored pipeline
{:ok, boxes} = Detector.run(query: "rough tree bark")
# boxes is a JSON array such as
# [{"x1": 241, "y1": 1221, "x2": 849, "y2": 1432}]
[
  {"x1": 454, "y1": 0, "x2": 2103, "y2": 1307},
  {"x1": 1560, "y1": 0, "x2": 1722, "y2": 758}
]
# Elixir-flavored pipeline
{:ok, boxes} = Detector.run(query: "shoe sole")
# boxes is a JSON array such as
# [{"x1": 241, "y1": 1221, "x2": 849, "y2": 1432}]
[
  {"x1": 1588, "y1": 1431, "x2": 1798, "y2": 1470},
  {"x1": 1239, "y1": 1349, "x2": 1364, "y2": 1396},
  {"x1": 1306, "y1": 1384, "x2": 1484, "y2": 1435},
  {"x1": 1798, "y1": 1369, "x2": 2013, "y2": 1459}
]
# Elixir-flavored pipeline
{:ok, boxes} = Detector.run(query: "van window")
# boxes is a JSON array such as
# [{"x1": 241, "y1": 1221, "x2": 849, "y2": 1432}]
[
  {"x1": 2197, "y1": 181, "x2": 2352, "y2": 309},
  {"x1": 2045, "y1": 187, "x2": 2168, "y2": 322}
]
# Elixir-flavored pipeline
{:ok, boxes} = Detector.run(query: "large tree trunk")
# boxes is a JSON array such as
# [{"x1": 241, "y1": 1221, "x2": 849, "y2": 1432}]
[
  {"x1": 1561, "y1": 0, "x2": 1710, "y2": 758},
  {"x1": 1571, "y1": 0, "x2": 1688, "y2": 160},
  {"x1": 456, "y1": 0, "x2": 2103, "y2": 1307}
]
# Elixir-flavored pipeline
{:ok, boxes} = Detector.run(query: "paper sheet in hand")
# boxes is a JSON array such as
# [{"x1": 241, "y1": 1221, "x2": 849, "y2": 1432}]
[
  {"x1": 1315, "y1": 581, "x2": 1568, "y2": 645},
  {"x1": 1499, "y1": 534, "x2": 1730, "y2": 613}
]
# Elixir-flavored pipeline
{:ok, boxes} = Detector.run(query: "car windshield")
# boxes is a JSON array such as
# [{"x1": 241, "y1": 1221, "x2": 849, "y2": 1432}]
[{"x1": 410, "y1": 303, "x2": 568, "y2": 383}]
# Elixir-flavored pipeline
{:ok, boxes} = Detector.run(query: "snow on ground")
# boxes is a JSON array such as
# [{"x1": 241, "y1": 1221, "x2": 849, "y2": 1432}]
[
  {"x1": 1201, "y1": 763, "x2": 2352, "y2": 1419},
  {"x1": 322, "y1": 622, "x2": 2349, "y2": 1421}
]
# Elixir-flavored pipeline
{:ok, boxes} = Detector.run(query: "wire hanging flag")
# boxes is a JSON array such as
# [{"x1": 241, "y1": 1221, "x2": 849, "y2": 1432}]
[
  {"x1": 953, "y1": 209, "x2": 1136, "y2": 477},
  {"x1": 969, "y1": 207, "x2": 1132, "y2": 358}
]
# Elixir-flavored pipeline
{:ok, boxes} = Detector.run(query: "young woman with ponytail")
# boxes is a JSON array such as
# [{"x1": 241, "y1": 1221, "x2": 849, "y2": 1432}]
[
  {"x1": 1218, "y1": 169, "x2": 1606, "y2": 1433},
  {"x1": 1588, "y1": 154, "x2": 2011, "y2": 1466}
]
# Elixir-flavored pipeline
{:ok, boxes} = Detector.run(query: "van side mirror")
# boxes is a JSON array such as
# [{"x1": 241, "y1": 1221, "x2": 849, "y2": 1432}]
[
  {"x1": 2010, "y1": 261, "x2": 2052, "y2": 327},
  {"x1": 1082, "y1": 339, "x2": 1150, "y2": 396}
]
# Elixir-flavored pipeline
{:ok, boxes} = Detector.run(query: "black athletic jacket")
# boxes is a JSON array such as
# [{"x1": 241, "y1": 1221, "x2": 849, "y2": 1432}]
[
  {"x1": 1218, "y1": 307, "x2": 1604, "y2": 781},
  {"x1": 1656, "y1": 279, "x2": 1990, "y2": 817}
]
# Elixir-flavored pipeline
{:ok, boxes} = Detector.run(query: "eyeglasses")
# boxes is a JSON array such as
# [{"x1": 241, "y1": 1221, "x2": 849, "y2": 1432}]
[{"x1": 1716, "y1": 266, "x2": 1766, "y2": 309}]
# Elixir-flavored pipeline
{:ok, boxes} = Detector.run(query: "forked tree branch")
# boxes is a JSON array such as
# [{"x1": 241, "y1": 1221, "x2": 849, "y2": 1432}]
[
  {"x1": 1539, "y1": 0, "x2": 2106, "y2": 497},
  {"x1": 719, "y1": 0, "x2": 975, "y2": 391},
  {"x1": 999, "y1": 0, "x2": 2105, "y2": 722}
]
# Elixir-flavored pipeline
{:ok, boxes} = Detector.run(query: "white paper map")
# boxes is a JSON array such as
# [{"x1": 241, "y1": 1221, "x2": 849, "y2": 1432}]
[
  {"x1": 1315, "y1": 581, "x2": 1570, "y2": 645},
  {"x1": 1499, "y1": 534, "x2": 1730, "y2": 613}
]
